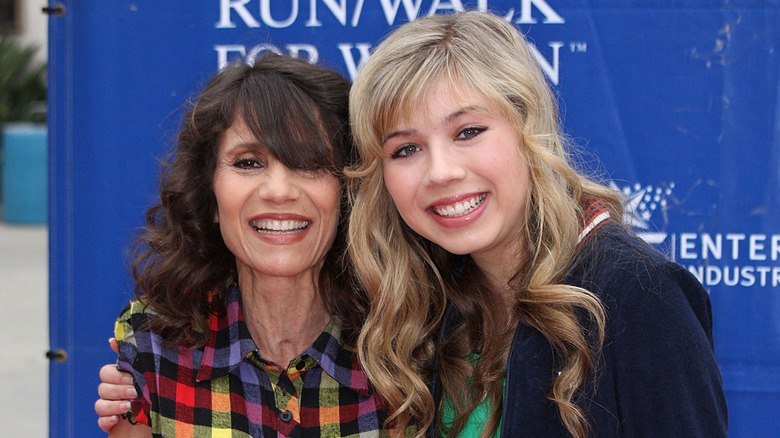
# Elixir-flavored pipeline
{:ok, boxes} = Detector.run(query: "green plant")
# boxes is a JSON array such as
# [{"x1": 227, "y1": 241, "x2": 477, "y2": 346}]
[{"x1": 0, "y1": 36, "x2": 46, "y2": 124}]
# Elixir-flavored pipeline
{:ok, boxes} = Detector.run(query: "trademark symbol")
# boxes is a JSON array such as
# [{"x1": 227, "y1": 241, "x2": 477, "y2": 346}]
[{"x1": 569, "y1": 41, "x2": 587, "y2": 53}]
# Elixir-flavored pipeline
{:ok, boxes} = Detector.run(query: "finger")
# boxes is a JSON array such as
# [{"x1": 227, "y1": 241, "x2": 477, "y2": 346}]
[
  {"x1": 97, "y1": 414, "x2": 120, "y2": 433},
  {"x1": 99, "y1": 364, "x2": 134, "y2": 386},
  {"x1": 109, "y1": 337, "x2": 119, "y2": 354},
  {"x1": 95, "y1": 398, "x2": 132, "y2": 419},
  {"x1": 98, "y1": 382, "x2": 138, "y2": 401}
]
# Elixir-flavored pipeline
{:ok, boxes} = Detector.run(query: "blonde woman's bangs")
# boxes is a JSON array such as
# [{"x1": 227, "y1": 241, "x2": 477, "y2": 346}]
[{"x1": 370, "y1": 57, "x2": 452, "y2": 140}]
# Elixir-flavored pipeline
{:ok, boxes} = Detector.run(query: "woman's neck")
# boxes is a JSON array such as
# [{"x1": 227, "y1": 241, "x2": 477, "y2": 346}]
[
  {"x1": 472, "y1": 256, "x2": 515, "y2": 297},
  {"x1": 237, "y1": 270, "x2": 331, "y2": 367},
  {"x1": 470, "y1": 244, "x2": 527, "y2": 316},
  {"x1": 470, "y1": 236, "x2": 524, "y2": 293}
]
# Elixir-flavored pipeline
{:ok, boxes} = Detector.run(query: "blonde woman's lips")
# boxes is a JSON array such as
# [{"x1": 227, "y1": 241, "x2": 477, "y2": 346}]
[
  {"x1": 431, "y1": 193, "x2": 487, "y2": 217},
  {"x1": 428, "y1": 193, "x2": 487, "y2": 228}
]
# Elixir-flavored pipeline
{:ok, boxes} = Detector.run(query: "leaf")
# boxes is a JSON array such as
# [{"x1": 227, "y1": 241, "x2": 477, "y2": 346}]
[{"x1": 0, "y1": 36, "x2": 47, "y2": 124}]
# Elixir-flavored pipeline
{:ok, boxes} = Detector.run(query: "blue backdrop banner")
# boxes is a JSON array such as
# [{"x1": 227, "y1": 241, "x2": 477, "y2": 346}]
[{"x1": 48, "y1": 1, "x2": 779, "y2": 436}]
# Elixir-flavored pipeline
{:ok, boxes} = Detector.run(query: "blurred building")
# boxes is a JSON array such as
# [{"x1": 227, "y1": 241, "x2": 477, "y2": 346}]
[{"x1": 2, "y1": 0, "x2": 48, "y2": 65}]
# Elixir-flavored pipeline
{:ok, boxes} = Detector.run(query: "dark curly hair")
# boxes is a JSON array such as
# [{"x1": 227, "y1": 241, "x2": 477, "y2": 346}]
[{"x1": 131, "y1": 53, "x2": 359, "y2": 347}]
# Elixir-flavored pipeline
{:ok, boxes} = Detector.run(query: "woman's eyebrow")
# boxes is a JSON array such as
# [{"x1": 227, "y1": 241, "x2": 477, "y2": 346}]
[
  {"x1": 382, "y1": 128, "x2": 417, "y2": 145},
  {"x1": 381, "y1": 104, "x2": 489, "y2": 145}
]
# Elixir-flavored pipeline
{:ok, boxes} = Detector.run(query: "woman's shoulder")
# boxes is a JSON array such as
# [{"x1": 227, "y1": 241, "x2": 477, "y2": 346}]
[
  {"x1": 119, "y1": 298, "x2": 152, "y2": 318},
  {"x1": 571, "y1": 224, "x2": 710, "y2": 318},
  {"x1": 568, "y1": 228, "x2": 726, "y2": 436},
  {"x1": 569, "y1": 222, "x2": 715, "y2": 344},
  {"x1": 115, "y1": 299, "x2": 156, "y2": 344},
  {"x1": 570, "y1": 222, "x2": 690, "y2": 291}
]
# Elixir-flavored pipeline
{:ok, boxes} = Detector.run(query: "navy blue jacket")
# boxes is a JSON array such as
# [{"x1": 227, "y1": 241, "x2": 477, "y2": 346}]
[{"x1": 431, "y1": 224, "x2": 728, "y2": 437}]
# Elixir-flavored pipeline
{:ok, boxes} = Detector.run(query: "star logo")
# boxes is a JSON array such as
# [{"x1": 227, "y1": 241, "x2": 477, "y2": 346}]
[{"x1": 610, "y1": 181, "x2": 675, "y2": 245}]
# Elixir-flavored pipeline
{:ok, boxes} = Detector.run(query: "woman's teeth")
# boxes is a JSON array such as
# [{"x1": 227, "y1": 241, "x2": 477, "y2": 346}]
[
  {"x1": 251, "y1": 219, "x2": 309, "y2": 233},
  {"x1": 434, "y1": 194, "x2": 486, "y2": 217}
]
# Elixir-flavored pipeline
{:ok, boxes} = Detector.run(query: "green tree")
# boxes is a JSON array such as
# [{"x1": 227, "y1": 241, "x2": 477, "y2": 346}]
[{"x1": 0, "y1": 36, "x2": 46, "y2": 124}]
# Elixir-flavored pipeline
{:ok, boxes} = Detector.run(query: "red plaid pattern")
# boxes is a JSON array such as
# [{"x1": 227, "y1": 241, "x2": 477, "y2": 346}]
[{"x1": 115, "y1": 285, "x2": 395, "y2": 437}]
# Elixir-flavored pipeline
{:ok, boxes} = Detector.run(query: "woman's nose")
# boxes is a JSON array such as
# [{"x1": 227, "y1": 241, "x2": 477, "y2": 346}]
[
  {"x1": 424, "y1": 143, "x2": 467, "y2": 186},
  {"x1": 258, "y1": 164, "x2": 300, "y2": 202}
]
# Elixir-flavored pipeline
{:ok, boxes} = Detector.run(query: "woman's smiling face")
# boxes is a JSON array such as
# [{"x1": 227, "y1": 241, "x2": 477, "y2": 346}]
[
  {"x1": 212, "y1": 117, "x2": 342, "y2": 283},
  {"x1": 380, "y1": 80, "x2": 530, "y2": 271}
]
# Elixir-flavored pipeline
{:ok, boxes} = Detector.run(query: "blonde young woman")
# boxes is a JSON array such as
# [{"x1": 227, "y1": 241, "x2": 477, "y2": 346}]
[{"x1": 348, "y1": 11, "x2": 728, "y2": 438}]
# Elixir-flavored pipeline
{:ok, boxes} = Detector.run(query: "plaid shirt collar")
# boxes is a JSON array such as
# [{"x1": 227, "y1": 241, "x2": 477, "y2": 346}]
[{"x1": 194, "y1": 285, "x2": 371, "y2": 396}]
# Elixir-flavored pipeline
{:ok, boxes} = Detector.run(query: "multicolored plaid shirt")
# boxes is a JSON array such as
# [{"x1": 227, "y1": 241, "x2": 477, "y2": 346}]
[{"x1": 115, "y1": 285, "x2": 394, "y2": 437}]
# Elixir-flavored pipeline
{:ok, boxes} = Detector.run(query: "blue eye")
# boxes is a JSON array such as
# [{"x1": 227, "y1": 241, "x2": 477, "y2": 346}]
[
  {"x1": 390, "y1": 145, "x2": 420, "y2": 159},
  {"x1": 456, "y1": 126, "x2": 486, "y2": 140}
]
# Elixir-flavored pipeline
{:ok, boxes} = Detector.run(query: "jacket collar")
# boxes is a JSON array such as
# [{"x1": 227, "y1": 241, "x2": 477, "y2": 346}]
[{"x1": 578, "y1": 197, "x2": 612, "y2": 246}]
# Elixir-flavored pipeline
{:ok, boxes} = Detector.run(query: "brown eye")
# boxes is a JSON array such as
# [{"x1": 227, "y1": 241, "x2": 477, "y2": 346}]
[{"x1": 233, "y1": 158, "x2": 262, "y2": 169}]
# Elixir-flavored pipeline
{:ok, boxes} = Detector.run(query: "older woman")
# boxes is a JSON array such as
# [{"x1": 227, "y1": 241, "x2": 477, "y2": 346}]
[{"x1": 100, "y1": 53, "x2": 393, "y2": 437}]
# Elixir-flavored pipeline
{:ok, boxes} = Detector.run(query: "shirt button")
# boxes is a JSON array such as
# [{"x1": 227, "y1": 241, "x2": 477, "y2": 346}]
[
  {"x1": 280, "y1": 410, "x2": 293, "y2": 422},
  {"x1": 295, "y1": 361, "x2": 306, "y2": 371}
]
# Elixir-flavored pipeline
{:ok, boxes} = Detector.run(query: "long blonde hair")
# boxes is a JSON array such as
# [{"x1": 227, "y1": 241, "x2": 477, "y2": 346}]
[{"x1": 348, "y1": 11, "x2": 623, "y2": 437}]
